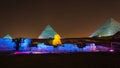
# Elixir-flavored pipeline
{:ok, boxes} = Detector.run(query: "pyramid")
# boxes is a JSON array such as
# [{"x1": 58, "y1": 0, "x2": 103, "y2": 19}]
[
  {"x1": 38, "y1": 25, "x2": 57, "y2": 39},
  {"x1": 3, "y1": 34, "x2": 12, "y2": 39},
  {"x1": 90, "y1": 18, "x2": 120, "y2": 37}
]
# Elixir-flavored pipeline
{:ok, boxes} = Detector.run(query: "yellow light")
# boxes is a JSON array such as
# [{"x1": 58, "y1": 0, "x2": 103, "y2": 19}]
[{"x1": 52, "y1": 34, "x2": 62, "y2": 46}]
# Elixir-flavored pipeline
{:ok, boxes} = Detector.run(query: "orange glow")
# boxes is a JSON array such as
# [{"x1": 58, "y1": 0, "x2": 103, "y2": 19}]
[{"x1": 52, "y1": 34, "x2": 62, "y2": 46}]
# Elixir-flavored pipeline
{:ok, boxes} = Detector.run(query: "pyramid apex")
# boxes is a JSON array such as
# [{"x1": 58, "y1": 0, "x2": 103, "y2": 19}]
[
  {"x1": 90, "y1": 18, "x2": 120, "y2": 37},
  {"x1": 107, "y1": 18, "x2": 118, "y2": 23},
  {"x1": 109, "y1": 17, "x2": 114, "y2": 20},
  {"x1": 46, "y1": 24, "x2": 50, "y2": 26},
  {"x1": 38, "y1": 25, "x2": 57, "y2": 39},
  {"x1": 3, "y1": 34, "x2": 12, "y2": 39},
  {"x1": 46, "y1": 25, "x2": 53, "y2": 28}
]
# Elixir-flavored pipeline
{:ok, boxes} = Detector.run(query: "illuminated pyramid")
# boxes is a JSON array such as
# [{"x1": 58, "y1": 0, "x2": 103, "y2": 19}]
[
  {"x1": 3, "y1": 34, "x2": 12, "y2": 39},
  {"x1": 38, "y1": 25, "x2": 57, "y2": 39},
  {"x1": 90, "y1": 18, "x2": 120, "y2": 37}
]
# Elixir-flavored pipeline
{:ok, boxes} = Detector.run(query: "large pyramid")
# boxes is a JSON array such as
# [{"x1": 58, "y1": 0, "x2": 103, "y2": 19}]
[
  {"x1": 3, "y1": 34, "x2": 12, "y2": 39},
  {"x1": 90, "y1": 18, "x2": 120, "y2": 37},
  {"x1": 38, "y1": 25, "x2": 57, "y2": 39}
]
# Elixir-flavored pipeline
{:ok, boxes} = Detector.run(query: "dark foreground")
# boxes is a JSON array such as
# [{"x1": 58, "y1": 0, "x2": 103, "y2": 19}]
[{"x1": 0, "y1": 52, "x2": 120, "y2": 68}]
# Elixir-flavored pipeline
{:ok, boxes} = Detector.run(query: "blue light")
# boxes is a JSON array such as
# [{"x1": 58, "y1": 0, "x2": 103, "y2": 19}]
[
  {"x1": 62, "y1": 44, "x2": 79, "y2": 52},
  {"x1": 46, "y1": 46, "x2": 54, "y2": 53},
  {"x1": 0, "y1": 38, "x2": 113, "y2": 54},
  {"x1": 19, "y1": 38, "x2": 31, "y2": 51},
  {"x1": 37, "y1": 43, "x2": 54, "y2": 52},
  {"x1": 0, "y1": 38, "x2": 16, "y2": 51},
  {"x1": 37, "y1": 43, "x2": 47, "y2": 52},
  {"x1": 57, "y1": 46, "x2": 64, "y2": 52},
  {"x1": 83, "y1": 43, "x2": 97, "y2": 52}
]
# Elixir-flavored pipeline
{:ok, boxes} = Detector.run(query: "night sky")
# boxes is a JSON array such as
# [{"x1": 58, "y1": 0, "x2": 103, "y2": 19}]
[{"x1": 1, "y1": 0, "x2": 120, "y2": 38}]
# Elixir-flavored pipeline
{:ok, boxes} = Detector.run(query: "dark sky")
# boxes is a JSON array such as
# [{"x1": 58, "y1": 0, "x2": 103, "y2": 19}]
[{"x1": 0, "y1": 0, "x2": 120, "y2": 38}]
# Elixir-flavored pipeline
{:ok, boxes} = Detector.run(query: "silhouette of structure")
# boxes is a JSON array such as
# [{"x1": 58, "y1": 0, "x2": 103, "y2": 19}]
[
  {"x1": 14, "y1": 38, "x2": 21, "y2": 51},
  {"x1": 38, "y1": 25, "x2": 57, "y2": 39},
  {"x1": 90, "y1": 18, "x2": 120, "y2": 37},
  {"x1": 3, "y1": 34, "x2": 12, "y2": 39}
]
